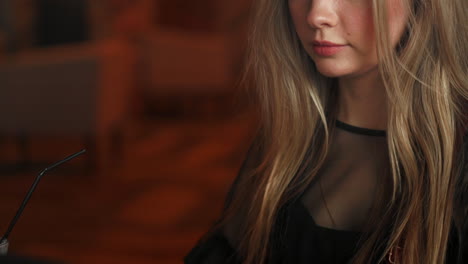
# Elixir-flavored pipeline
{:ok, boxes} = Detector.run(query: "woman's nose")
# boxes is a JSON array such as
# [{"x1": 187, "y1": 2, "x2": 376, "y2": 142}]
[{"x1": 306, "y1": 0, "x2": 339, "y2": 29}]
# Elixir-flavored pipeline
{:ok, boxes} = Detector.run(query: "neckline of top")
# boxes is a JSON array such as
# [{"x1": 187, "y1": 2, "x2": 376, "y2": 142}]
[{"x1": 335, "y1": 119, "x2": 387, "y2": 137}]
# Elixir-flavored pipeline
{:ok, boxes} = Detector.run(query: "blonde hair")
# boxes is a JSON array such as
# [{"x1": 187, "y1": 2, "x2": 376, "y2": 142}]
[{"x1": 220, "y1": 0, "x2": 468, "y2": 263}]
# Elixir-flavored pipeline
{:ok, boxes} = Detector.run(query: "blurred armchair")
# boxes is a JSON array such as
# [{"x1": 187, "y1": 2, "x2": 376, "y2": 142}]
[
  {"x1": 0, "y1": 39, "x2": 137, "y2": 173},
  {"x1": 137, "y1": 0, "x2": 251, "y2": 110}
]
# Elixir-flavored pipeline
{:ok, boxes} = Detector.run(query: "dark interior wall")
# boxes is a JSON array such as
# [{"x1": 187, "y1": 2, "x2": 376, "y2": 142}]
[
  {"x1": 158, "y1": 0, "x2": 217, "y2": 32},
  {"x1": 36, "y1": 0, "x2": 89, "y2": 46},
  {"x1": 0, "y1": 0, "x2": 14, "y2": 51}
]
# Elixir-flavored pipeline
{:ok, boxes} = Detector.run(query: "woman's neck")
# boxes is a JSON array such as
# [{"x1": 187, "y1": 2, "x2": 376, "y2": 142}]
[{"x1": 337, "y1": 69, "x2": 388, "y2": 131}]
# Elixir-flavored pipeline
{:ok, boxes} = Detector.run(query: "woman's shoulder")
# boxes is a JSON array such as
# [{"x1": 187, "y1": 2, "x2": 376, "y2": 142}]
[
  {"x1": 184, "y1": 229, "x2": 241, "y2": 264},
  {"x1": 184, "y1": 133, "x2": 264, "y2": 264}
]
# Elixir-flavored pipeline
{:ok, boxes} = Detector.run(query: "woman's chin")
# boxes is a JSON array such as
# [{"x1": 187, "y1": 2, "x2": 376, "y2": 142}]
[
  {"x1": 312, "y1": 61, "x2": 352, "y2": 78},
  {"x1": 314, "y1": 63, "x2": 378, "y2": 79}
]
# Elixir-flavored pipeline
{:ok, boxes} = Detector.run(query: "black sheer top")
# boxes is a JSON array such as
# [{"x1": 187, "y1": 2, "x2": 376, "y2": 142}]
[{"x1": 185, "y1": 120, "x2": 468, "y2": 264}]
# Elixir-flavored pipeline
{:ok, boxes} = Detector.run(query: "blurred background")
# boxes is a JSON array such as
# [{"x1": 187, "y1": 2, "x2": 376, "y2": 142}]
[{"x1": 0, "y1": 0, "x2": 257, "y2": 263}]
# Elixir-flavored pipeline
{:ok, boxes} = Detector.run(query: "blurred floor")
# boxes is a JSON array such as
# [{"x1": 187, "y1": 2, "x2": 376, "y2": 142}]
[{"x1": 0, "y1": 109, "x2": 256, "y2": 264}]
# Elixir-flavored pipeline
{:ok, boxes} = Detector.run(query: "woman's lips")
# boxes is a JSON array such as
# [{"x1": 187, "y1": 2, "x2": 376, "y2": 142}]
[{"x1": 312, "y1": 41, "x2": 347, "y2": 56}]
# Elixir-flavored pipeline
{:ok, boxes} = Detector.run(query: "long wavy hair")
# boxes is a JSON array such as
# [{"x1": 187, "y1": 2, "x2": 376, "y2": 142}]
[{"x1": 218, "y1": 0, "x2": 468, "y2": 263}]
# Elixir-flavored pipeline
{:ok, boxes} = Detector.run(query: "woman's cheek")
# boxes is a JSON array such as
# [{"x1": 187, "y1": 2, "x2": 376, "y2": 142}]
[{"x1": 344, "y1": 9, "x2": 376, "y2": 51}]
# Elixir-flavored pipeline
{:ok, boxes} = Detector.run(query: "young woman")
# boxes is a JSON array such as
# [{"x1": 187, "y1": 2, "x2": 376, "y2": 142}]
[{"x1": 185, "y1": 0, "x2": 468, "y2": 263}]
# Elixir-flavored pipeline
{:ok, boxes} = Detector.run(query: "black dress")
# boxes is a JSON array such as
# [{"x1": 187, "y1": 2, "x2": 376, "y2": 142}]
[{"x1": 185, "y1": 120, "x2": 468, "y2": 264}]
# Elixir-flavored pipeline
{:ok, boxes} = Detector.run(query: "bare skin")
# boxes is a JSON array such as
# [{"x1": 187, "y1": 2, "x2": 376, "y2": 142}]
[{"x1": 288, "y1": 0, "x2": 408, "y2": 130}]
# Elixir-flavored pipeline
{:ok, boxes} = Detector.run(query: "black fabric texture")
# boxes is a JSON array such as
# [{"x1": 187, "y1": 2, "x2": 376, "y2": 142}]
[{"x1": 184, "y1": 120, "x2": 468, "y2": 264}]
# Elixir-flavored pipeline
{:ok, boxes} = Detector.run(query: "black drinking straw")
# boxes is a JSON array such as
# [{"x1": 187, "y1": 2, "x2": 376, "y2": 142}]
[{"x1": 0, "y1": 149, "x2": 86, "y2": 244}]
